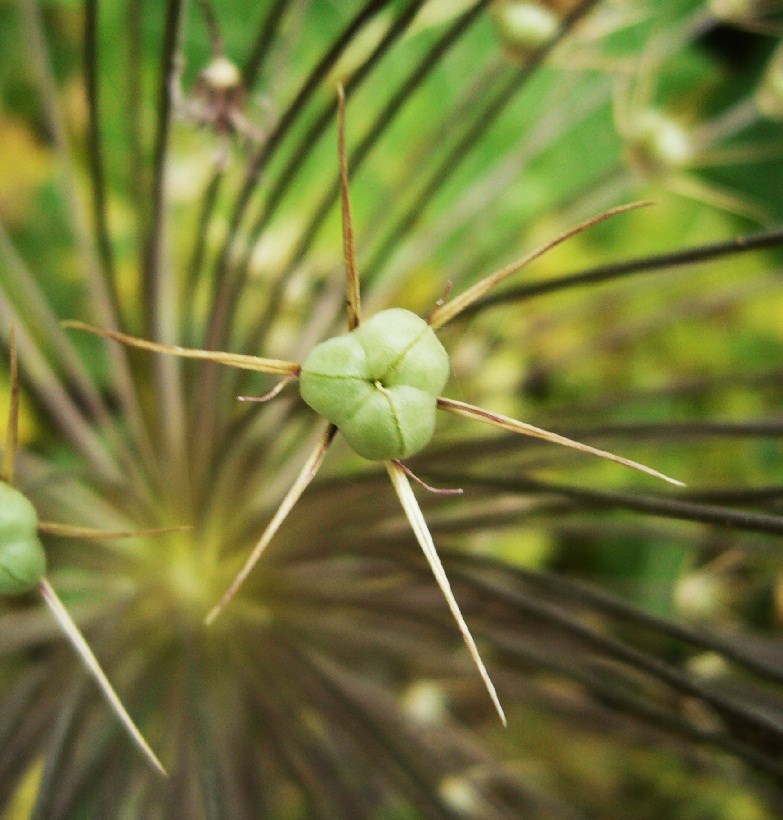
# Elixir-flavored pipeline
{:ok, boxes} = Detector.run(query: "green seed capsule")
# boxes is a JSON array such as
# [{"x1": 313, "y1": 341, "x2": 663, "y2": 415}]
[
  {"x1": 0, "y1": 481, "x2": 47, "y2": 595},
  {"x1": 300, "y1": 308, "x2": 450, "y2": 460},
  {"x1": 492, "y1": 1, "x2": 560, "y2": 60}
]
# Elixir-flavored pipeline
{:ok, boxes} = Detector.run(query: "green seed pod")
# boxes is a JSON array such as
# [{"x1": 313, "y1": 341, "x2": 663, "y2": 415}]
[
  {"x1": 0, "y1": 481, "x2": 47, "y2": 595},
  {"x1": 300, "y1": 308, "x2": 449, "y2": 460},
  {"x1": 626, "y1": 110, "x2": 693, "y2": 174},
  {"x1": 492, "y1": 1, "x2": 560, "y2": 61}
]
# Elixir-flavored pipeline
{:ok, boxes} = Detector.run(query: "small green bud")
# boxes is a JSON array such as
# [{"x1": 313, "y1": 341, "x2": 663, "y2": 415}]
[
  {"x1": 493, "y1": 1, "x2": 560, "y2": 60},
  {"x1": 626, "y1": 111, "x2": 693, "y2": 174},
  {"x1": 0, "y1": 482, "x2": 47, "y2": 595},
  {"x1": 300, "y1": 308, "x2": 449, "y2": 460}
]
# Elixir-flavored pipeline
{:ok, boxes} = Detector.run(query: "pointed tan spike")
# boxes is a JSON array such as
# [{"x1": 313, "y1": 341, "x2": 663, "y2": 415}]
[
  {"x1": 38, "y1": 522, "x2": 190, "y2": 539},
  {"x1": 437, "y1": 397, "x2": 685, "y2": 487},
  {"x1": 38, "y1": 578, "x2": 167, "y2": 776},
  {"x1": 428, "y1": 202, "x2": 653, "y2": 329},
  {"x1": 63, "y1": 321, "x2": 301, "y2": 376},
  {"x1": 205, "y1": 424, "x2": 337, "y2": 625},
  {"x1": 337, "y1": 85, "x2": 361, "y2": 330},
  {"x1": 2, "y1": 323, "x2": 19, "y2": 486},
  {"x1": 385, "y1": 460, "x2": 507, "y2": 726}
]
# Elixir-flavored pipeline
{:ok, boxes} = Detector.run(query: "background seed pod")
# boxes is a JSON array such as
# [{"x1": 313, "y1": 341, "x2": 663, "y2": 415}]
[{"x1": 0, "y1": 483, "x2": 46, "y2": 596}]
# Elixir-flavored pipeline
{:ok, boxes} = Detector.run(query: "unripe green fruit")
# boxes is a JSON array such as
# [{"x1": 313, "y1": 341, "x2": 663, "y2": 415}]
[
  {"x1": 0, "y1": 481, "x2": 47, "y2": 595},
  {"x1": 300, "y1": 308, "x2": 450, "y2": 460},
  {"x1": 627, "y1": 111, "x2": 693, "y2": 173},
  {"x1": 493, "y1": 2, "x2": 559, "y2": 58}
]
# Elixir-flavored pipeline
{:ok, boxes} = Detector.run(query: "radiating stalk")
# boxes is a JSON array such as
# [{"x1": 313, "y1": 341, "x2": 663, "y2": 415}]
[
  {"x1": 183, "y1": 171, "x2": 223, "y2": 340},
  {"x1": 361, "y1": 0, "x2": 602, "y2": 285},
  {"x1": 142, "y1": 0, "x2": 189, "y2": 497},
  {"x1": 84, "y1": 0, "x2": 121, "y2": 319},
  {"x1": 201, "y1": 0, "x2": 391, "y2": 358},
  {"x1": 1, "y1": 324, "x2": 18, "y2": 484},
  {"x1": 0, "y1": 220, "x2": 113, "y2": 426},
  {"x1": 126, "y1": 0, "x2": 146, "y2": 254},
  {"x1": 385, "y1": 461, "x2": 507, "y2": 726},
  {"x1": 242, "y1": 0, "x2": 292, "y2": 88},
  {"x1": 666, "y1": 174, "x2": 771, "y2": 223},
  {"x1": 0, "y1": 307, "x2": 122, "y2": 484},
  {"x1": 205, "y1": 424, "x2": 336, "y2": 624},
  {"x1": 20, "y1": 0, "x2": 157, "y2": 478},
  {"x1": 337, "y1": 86, "x2": 361, "y2": 330},
  {"x1": 445, "y1": 472, "x2": 783, "y2": 537},
  {"x1": 460, "y1": 223, "x2": 783, "y2": 315},
  {"x1": 236, "y1": 0, "x2": 488, "y2": 366},
  {"x1": 196, "y1": 0, "x2": 224, "y2": 55},
  {"x1": 38, "y1": 579, "x2": 167, "y2": 777},
  {"x1": 181, "y1": 627, "x2": 228, "y2": 818}
]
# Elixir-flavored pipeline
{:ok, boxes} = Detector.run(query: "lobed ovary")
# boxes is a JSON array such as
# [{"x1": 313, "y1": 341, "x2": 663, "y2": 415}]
[{"x1": 299, "y1": 308, "x2": 450, "y2": 460}]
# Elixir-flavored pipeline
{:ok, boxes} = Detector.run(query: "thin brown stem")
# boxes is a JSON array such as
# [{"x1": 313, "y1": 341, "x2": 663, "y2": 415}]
[
  {"x1": 20, "y1": 0, "x2": 156, "y2": 475},
  {"x1": 143, "y1": 0, "x2": 189, "y2": 494},
  {"x1": 242, "y1": 0, "x2": 291, "y2": 88},
  {"x1": 197, "y1": 0, "x2": 224, "y2": 56},
  {"x1": 337, "y1": 85, "x2": 361, "y2": 330},
  {"x1": 0, "y1": 311, "x2": 122, "y2": 484},
  {"x1": 84, "y1": 0, "x2": 120, "y2": 320},
  {"x1": 460, "y1": 223, "x2": 783, "y2": 316},
  {"x1": 2, "y1": 324, "x2": 18, "y2": 485}
]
